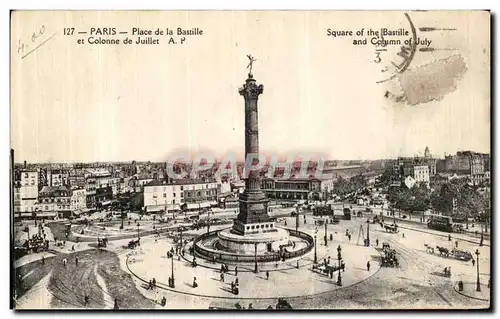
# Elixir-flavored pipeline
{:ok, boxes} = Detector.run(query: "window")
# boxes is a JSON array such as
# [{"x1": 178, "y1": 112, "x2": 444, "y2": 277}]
[
  {"x1": 251, "y1": 226, "x2": 255, "y2": 230},
  {"x1": 256, "y1": 225, "x2": 260, "y2": 229},
  {"x1": 246, "y1": 226, "x2": 250, "y2": 230},
  {"x1": 173, "y1": 193, "x2": 176, "y2": 197},
  {"x1": 163, "y1": 193, "x2": 166, "y2": 198},
  {"x1": 181, "y1": 186, "x2": 184, "y2": 191}
]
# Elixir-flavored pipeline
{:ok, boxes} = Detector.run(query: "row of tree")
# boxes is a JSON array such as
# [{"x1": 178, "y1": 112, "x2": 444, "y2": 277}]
[{"x1": 386, "y1": 179, "x2": 490, "y2": 220}]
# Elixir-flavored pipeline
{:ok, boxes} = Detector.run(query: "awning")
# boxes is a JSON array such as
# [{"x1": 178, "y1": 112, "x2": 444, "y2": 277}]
[
  {"x1": 167, "y1": 204, "x2": 181, "y2": 211},
  {"x1": 36, "y1": 212, "x2": 57, "y2": 217},
  {"x1": 200, "y1": 202, "x2": 211, "y2": 208},
  {"x1": 146, "y1": 205, "x2": 164, "y2": 213},
  {"x1": 186, "y1": 203, "x2": 200, "y2": 210},
  {"x1": 208, "y1": 201, "x2": 218, "y2": 206},
  {"x1": 102, "y1": 200, "x2": 112, "y2": 206}
]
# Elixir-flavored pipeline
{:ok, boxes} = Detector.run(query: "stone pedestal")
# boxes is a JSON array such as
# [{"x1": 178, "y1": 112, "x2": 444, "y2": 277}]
[{"x1": 217, "y1": 227, "x2": 289, "y2": 254}]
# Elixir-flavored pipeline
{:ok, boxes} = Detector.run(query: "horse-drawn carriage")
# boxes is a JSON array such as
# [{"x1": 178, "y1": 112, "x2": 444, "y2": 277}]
[
  {"x1": 381, "y1": 223, "x2": 398, "y2": 233},
  {"x1": 425, "y1": 244, "x2": 473, "y2": 261},
  {"x1": 126, "y1": 238, "x2": 140, "y2": 249},
  {"x1": 381, "y1": 243, "x2": 399, "y2": 267},
  {"x1": 451, "y1": 249, "x2": 473, "y2": 261}
]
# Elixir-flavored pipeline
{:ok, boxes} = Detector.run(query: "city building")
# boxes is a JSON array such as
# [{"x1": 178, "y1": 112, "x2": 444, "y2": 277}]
[
  {"x1": 13, "y1": 170, "x2": 39, "y2": 214},
  {"x1": 37, "y1": 185, "x2": 72, "y2": 219},
  {"x1": 143, "y1": 179, "x2": 219, "y2": 213},
  {"x1": 47, "y1": 169, "x2": 70, "y2": 187},
  {"x1": 261, "y1": 177, "x2": 332, "y2": 201},
  {"x1": 70, "y1": 187, "x2": 87, "y2": 213}
]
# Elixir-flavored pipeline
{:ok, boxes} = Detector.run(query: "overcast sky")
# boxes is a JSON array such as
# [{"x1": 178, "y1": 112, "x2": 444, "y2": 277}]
[{"x1": 11, "y1": 11, "x2": 490, "y2": 163}]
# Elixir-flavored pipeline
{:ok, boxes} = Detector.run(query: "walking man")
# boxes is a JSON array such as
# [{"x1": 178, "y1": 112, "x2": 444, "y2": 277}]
[
  {"x1": 75, "y1": 256, "x2": 79, "y2": 266},
  {"x1": 266, "y1": 270, "x2": 269, "y2": 280},
  {"x1": 472, "y1": 258, "x2": 475, "y2": 266},
  {"x1": 235, "y1": 266, "x2": 238, "y2": 276},
  {"x1": 63, "y1": 258, "x2": 67, "y2": 267},
  {"x1": 376, "y1": 239, "x2": 379, "y2": 247},
  {"x1": 366, "y1": 261, "x2": 371, "y2": 272},
  {"x1": 84, "y1": 294, "x2": 89, "y2": 306}
]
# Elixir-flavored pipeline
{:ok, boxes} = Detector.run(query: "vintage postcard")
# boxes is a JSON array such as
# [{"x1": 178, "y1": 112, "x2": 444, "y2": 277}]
[{"x1": 10, "y1": 10, "x2": 491, "y2": 310}]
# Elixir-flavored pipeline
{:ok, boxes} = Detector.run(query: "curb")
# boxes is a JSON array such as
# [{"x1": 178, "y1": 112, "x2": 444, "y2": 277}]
[
  {"x1": 452, "y1": 282, "x2": 490, "y2": 302},
  {"x1": 395, "y1": 225, "x2": 490, "y2": 247}
]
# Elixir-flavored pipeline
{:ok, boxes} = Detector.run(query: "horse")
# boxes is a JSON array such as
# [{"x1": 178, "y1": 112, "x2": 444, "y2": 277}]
[
  {"x1": 435, "y1": 246, "x2": 449, "y2": 257},
  {"x1": 424, "y1": 244, "x2": 435, "y2": 254}
]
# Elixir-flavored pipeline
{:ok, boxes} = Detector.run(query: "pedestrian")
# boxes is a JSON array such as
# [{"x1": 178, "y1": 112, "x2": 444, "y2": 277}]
[
  {"x1": 366, "y1": 261, "x2": 371, "y2": 272},
  {"x1": 266, "y1": 270, "x2": 269, "y2": 280},
  {"x1": 148, "y1": 280, "x2": 153, "y2": 290},
  {"x1": 235, "y1": 277, "x2": 239, "y2": 286},
  {"x1": 153, "y1": 277, "x2": 156, "y2": 287},
  {"x1": 455, "y1": 241, "x2": 458, "y2": 248},
  {"x1": 63, "y1": 258, "x2": 67, "y2": 267},
  {"x1": 113, "y1": 299, "x2": 119, "y2": 310},
  {"x1": 220, "y1": 264, "x2": 224, "y2": 273},
  {"x1": 248, "y1": 303, "x2": 254, "y2": 309},
  {"x1": 327, "y1": 256, "x2": 331, "y2": 264},
  {"x1": 448, "y1": 234, "x2": 451, "y2": 242},
  {"x1": 402, "y1": 233, "x2": 405, "y2": 238},
  {"x1": 376, "y1": 239, "x2": 379, "y2": 247},
  {"x1": 220, "y1": 273, "x2": 224, "y2": 282},
  {"x1": 75, "y1": 256, "x2": 79, "y2": 266},
  {"x1": 472, "y1": 259, "x2": 475, "y2": 266},
  {"x1": 235, "y1": 266, "x2": 238, "y2": 276},
  {"x1": 72, "y1": 245, "x2": 75, "y2": 251},
  {"x1": 348, "y1": 234, "x2": 351, "y2": 241},
  {"x1": 193, "y1": 277, "x2": 198, "y2": 288},
  {"x1": 84, "y1": 294, "x2": 89, "y2": 306},
  {"x1": 42, "y1": 255, "x2": 45, "y2": 265}
]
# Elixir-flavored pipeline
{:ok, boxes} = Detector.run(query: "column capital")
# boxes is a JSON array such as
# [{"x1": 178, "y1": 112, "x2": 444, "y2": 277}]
[{"x1": 239, "y1": 78, "x2": 264, "y2": 99}]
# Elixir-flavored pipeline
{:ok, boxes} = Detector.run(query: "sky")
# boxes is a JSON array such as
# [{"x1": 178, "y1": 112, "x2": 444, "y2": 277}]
[{"x1": 11, "y1": 11, "x2": 490, "y2": 163}]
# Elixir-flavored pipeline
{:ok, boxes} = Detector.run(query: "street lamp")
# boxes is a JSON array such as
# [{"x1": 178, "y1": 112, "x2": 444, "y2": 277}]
[
  {"x1": 254, "y1": 243, "x2": 258, "y2": 273},
  {"x1": 207, "y1": 210, "x2": 211, "y2": 234},
  {"x1": 295, "y1": 207, "x2": 299, "y2": 232},
  {"x1": 366, "y1": 218, "x2": 370, "y2": 246},
  {"x1": 314, "y1": 235, "x2": 318, "y2": 264},
  {"x1": 475, "y1": 249, "x2": 481, "y2": 292},
  {"x1": 337, "y1": 245, "x2": 342, "y2": 286},
  {"x1": 324, "y1": 221, "x2": 328, "y2": 247},
  {"x1": 169, "y1": 253, "x2": 175, "y2": 288}
]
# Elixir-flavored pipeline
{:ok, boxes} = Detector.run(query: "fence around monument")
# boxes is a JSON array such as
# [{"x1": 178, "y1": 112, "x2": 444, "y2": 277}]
[{"x1": 193, "y1": 228, "x2": 314, "y2": 263}]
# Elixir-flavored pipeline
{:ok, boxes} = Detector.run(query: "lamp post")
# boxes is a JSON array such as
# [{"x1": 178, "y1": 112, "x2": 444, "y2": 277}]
[
  {"x1": 337, "y1": 245, "x2": 342, "y2": 286},
  {"x1": 137, "y1": 222, "x2": 140, "y2": 239},
  {"x1": 475, "y1": 249, "x2": 481, "y2": 292},
  {"x1": 324, "y1": 221, "x2": 328, "y2": 247},
  {"x1": 314, "y1": 235, "x2": 318, "y2": 264},
  {"x1": 254, "y1": 243, "x2": 258, "y2": 273},
  {"x1": 366, "y1": 218, "x2": 370, "y2": 245},
  {"x1": 207, "y1": 210, "x2": 211, "y2": 234},
  {"x1": 169, "y1": 253, "x2": 175, "y2": 288},
  {"x1": 295, "y1": 207, "x2": 299, "y2": 232}
]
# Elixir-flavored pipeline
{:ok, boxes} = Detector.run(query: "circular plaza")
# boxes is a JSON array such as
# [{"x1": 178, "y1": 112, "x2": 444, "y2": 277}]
[{"x1": 125, "y1": 225, "x2": 381, "y2": 299}]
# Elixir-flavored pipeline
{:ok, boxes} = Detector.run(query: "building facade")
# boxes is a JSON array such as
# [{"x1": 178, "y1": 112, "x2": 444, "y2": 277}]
[
  {"x1": 13, "y1": 170, "x2": 39, "y2": 213},
  {"x1": 143, "y1": 179, "x2": 219, "y2": 213},
  {"x1": 37, "y1": 185, "x2": 72, "y2": 218}
]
